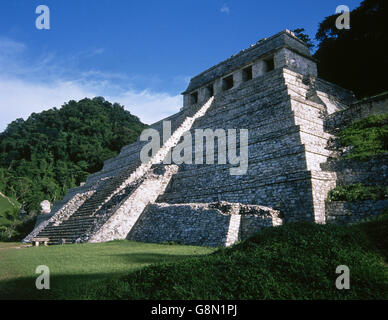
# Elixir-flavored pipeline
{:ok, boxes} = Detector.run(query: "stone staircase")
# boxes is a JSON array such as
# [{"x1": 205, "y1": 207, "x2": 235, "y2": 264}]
[
  {"x1": 33, "y1": 97, "x2": 215, "y2": 244},
  {"x1": 37, "y1": 162, "x2": 142, "y2": 244}
]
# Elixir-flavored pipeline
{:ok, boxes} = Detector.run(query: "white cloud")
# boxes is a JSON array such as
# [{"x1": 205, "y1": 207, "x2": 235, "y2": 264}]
[
  {"x1": 107, "y1": 90, "x2": 181, "y2": 125},
  {"x1": 0, "y1": 76, "x2": 182, "y2": 131},
  {"x1": 0, "y1": 77, "x2": 96, "y2": 131},
  {"x1": 220, "y1": 4, "x2": 230, "y2": 14},
  {"x1": 0, "y1": 37, "x2": 183, "y2": 132},
  {"x1": 0, "y1": 37, "x2": 25, "y2": 55}
]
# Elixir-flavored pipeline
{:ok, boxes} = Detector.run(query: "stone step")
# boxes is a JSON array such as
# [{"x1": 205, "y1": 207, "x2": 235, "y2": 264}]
[
  {"x1": 55, "y1": 217, "x2": 95, "y2": 224},
  {"x1": 40, "y1": 226, "x2": 90, "y2": 233},
  {"x1": 40, "y1": 230, "x2": 86, "y2": 236},
  {"x1": 52, "y1": 220, "x2": 95, "y2": 227},
  {"x1": 46, "y1": 220, "x2": 93, "y2": 227}
]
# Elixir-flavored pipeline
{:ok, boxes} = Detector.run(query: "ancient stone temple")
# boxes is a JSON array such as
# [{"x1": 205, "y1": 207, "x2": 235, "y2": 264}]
[{"x1": 24, "y1": 30, "x2": 357, "y2": 246}]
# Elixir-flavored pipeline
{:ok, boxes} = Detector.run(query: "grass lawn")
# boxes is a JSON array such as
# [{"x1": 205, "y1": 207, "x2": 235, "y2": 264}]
[
  {"x1": 1, "y1": 215, "x2": 387, "y2": 300},
  {"x1": 83, "y1": 216, "x2": 388, "y2": 300},
  {"x1": 0, "y1": 240, "x2": 215, "y2": 299}
]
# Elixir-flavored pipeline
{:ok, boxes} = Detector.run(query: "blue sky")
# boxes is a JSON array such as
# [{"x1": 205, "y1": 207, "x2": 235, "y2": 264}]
[{"x1": 0, "y1": 0, "x2": 361, "y2": 130}]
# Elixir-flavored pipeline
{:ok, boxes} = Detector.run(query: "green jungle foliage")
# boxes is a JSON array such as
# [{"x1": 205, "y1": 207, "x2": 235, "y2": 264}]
[
  {"x1": 0, "y1": 193, "x2": 19, "y2": 215},
  {"x1": 337, "y1": 113, "x2": 388, "y2": 159},
  {"x1": 292, "y1": 28, "x2": 315, "y2": 49},
  {"x1": 328, "y1": 183, "x2": 388, "y2": 202},
  {"x1": 313, "y1": 0, "x2": 388, "y2": 98},
  {"x1": 0, "y1": 193, "x2": 23, "y2": 241},
  {"x1": 0, "y1": 97, "x2": 147, "y2": 240}
]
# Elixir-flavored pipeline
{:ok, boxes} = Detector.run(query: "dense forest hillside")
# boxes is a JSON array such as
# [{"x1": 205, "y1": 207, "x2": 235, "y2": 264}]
[{"x1": 0, "y1": 97, "x2": 147, "y2": 239}]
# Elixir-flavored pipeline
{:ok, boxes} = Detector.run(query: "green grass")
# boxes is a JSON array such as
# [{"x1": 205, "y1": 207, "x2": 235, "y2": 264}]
[
  {"x1": 84, "y1": 216, "x2": 388, "y2": 300},
  {"x1": 0, "y1": 241, "x2": 214, "y2": 299},
  {"x1": 338, "y1": 113, "x2": 388, "y2": 160},
  {"x1": 1, "y1": 216, "x2": 387, "y2": 300},
  {"x1": 0, "y1": 242, "x2": 23, "y2": 249}
]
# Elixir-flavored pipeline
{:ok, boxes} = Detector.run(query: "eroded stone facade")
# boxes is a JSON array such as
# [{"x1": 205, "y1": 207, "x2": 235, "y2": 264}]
[{"x1": 26, "y1": 30, "x2": 384, "y2": 247}]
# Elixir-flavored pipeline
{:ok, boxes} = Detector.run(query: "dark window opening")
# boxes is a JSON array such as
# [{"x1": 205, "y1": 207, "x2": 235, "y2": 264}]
[
  {"x1": 222, "y1": 75, "x2": 234, "y2": 91},
  {"x1": 264, "y1": 57, "x2": 275, "y2": 72},
  {"x1": 190, "y1": 91, "x2": 198, "y2": 104},
  {"x1": 206, "y1": 84, "x2": 214, "y2": 97},
  {"x1": 242, "y1": 66, "x2": 253, "y2": 82}
]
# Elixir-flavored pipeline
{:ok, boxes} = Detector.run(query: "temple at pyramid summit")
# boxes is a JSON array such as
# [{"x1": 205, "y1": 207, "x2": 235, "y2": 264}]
[{"x1": 25, "y1": 30, "x2": 369, "y2": 247}]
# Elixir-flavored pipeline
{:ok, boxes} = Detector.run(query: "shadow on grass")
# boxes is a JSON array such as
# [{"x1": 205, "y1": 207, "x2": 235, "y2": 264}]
[
  {"x1": 0, "y1": 251, "x2": 207, "y2": 300},
  {"x1": 359, "y1": 216, "x2": 388, "y2": 263},
  {"x1": 110, "y1": 252, "x2": 206, "y2": 264},
  {"x1": 0, "y1": 273, "x2": 118, "y2": 300}
]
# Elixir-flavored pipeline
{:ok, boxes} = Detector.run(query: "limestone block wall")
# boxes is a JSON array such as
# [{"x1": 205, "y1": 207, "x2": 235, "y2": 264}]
[
  {"x1": 326, "y1": 200, "x2": 388, "y2": 224},
  {"x1": 324, "y1": 92, "x2": 388, "y2": 133},
  {"x1": 182, "y1": 30, "x2": 315, "y2": 108},
  {"x1": 160, "y1": 65, "x2": 355, "y2": 225},
  {"x1": 310, "y1": 172, "x2": 337, "y2": 223},
  {"x1": 159, "y1": 67, "x2": 347, "y2": 223},
  {"x1": 159, "y1": 167, "x2": 317, "y2": 223},
  {"x1": 274, "y1": 47, "x2": 317, "y2": 77},
  {"x1": 129, "y1": 203, "x2": 232, "y2": 246},
  {"x1": 282, "y1": 69, "x2": 356, "y2": 222},
  {"x1": 240, "y1": 213, "x2": 283, "y2": 240},
  {"x1": 128, "y1": 202, "x2": 282, "y2": 247},
  {"x1": 321, "y1": 156, "x2": 388, "y2": 186},
  {"x1": 283, "y1": 69, "x2": 354, "y2": 115},
  {"x1": 88, "y1": 165, "x2": 179, "y2": 243},
  {"x1": 320, "y1": 94, "x2": 387, "y2": 225}
]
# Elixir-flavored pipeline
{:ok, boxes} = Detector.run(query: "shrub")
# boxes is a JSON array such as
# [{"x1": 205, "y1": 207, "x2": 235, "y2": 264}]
[
  {"x1": 327, "y1": 184, "x2": 388, "y2": 202},
  {"x1": 338, "y1": 114, "x2": 388, "y2": 160}
]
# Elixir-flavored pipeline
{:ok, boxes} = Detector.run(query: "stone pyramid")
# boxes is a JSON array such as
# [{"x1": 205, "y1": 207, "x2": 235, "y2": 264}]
[{"x1": 25, "y1": 30, "x2": 355, "y2": 246}]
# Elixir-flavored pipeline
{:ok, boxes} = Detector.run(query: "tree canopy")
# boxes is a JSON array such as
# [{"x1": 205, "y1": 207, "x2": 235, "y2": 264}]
[
  {"x1": 0, "y1": 97, "x2": 147, "y2": 213},
  {"x1": 292, "y1": 28, "x2": 315, "y2": 50},
  {"x1": 313, "y1": 0, "x2": 388, "y2": 98}
]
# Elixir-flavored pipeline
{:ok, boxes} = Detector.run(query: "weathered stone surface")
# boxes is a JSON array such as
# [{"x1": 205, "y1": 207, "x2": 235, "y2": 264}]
[
  {"x1": 326, "y1": 200, "x2": 388, "y2": 224},
  {"x1": 321, "y1": 155, "x2": 388, "y2": 186},
  {"x1": 24, "y1": 97, "x2": 216, "y2": 244},
  {"x1": 324, "y1": 92, "x2": 388, "y2": 133},
  {"x1": 128, "y1": 202, "x2": 282, "y2": 247},
  {"x1": 183, "y1": 30, "x2": 314, "y2": 96},
  {"x1": 88, "y1": 165, "x2": 179, "y2": 243},
  {"x1": 40, "y1": 200, "x2": 51, "y2": 214},
  {"x1": 23, "y1": 190, "x2": 95, "y2": 243},
  {"x1": 23, "y1": 30, "x2": 385, "y2": 247}
]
